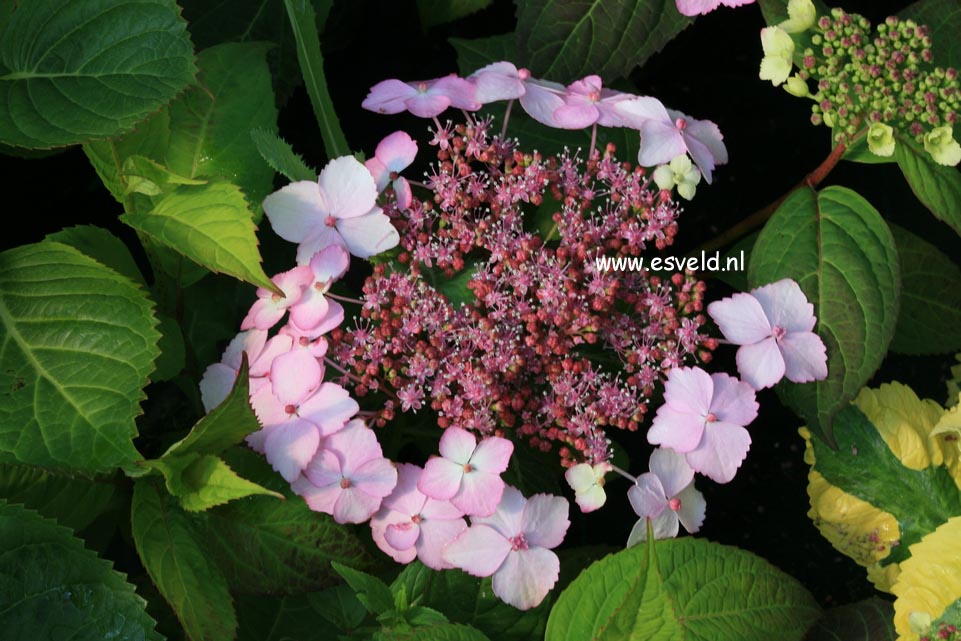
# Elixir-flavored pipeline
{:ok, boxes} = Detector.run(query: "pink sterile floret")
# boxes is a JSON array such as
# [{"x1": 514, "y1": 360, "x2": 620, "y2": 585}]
[
  {"x1": 627, "y1": 447, "x2": 706, "y2": 545},
  {"x1": 369, "y1": 463, "x2": 468, "y2": 569},
  {"x1": 362, "y1": 74, "x2": 480, "y2": 118},
  {"x1": 707, "y1": 278, "x2": 828, "y2": 390},
  {"x1": 647, "y1": 366, "x2": 758, "y2": 484},
  {"x1": 263, "y1": 156, "x2": 399, "y2": 263},
  {"x1": 199, "y1": 330, "x2": 293, "y2": 412},
  {"x1": 293, "y1": 420, "x2": 398, "y2": 524},
  {"x1": 675, "y1": 0, "x2": 756, "y2": 16},
  {"x1": 247, "y1": 380, "x2": 359, "y2": 483},
  {"x1": 553, "y1": 75, "x2": 633, "y2": 129},
  {"x1": 240, "y1": 265, "x2": 313, "y2": 331},
  {"x1": 288, "y1": 245, "x2": 350, "y2": 336},
  {"x1": 365, "y1": 131, "x2": 418, "y2": 210},
  {"x1": 418, "y1": 426, "x2": 514, "y2": 516},
  {"x1": 564, "y1": 461, "x2": 612, "y2": 513},
  {"x1": 468, "y1": 61, "x2": 570, "y2": 128},
  {"x1": 443, "y1": 486, "x2": 570, "y2": 610},
  {"x1": 614, "y1": 97, "x2": 728, "y2": 182}
]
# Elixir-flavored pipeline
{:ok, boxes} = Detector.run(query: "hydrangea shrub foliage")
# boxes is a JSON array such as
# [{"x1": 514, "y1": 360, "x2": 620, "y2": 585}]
[{"x1": 1, "y1": 0, "x2": 960, "y2": 639}]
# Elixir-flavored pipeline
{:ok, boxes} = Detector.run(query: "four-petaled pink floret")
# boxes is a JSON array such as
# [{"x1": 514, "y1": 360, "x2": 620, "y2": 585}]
[{"x1": 627, "y1": 447, "x2": 706, "y2": 545}]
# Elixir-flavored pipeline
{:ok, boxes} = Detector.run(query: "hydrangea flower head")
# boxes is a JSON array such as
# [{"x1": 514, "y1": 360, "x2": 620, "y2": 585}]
[
  {"x1": 647, "y1": 367, "x2": 759, "y2": 483},
  {"x1": 418, "y1": 426, "x2": 514, "y2": 516},
  {"x1": 362, "y1": 74, "x2": 480, "y2": 118},
  {"x1": 443, "y1": 487, "x2": 570, "y2": 610},
  {"x1": 263, "y1": 156, "x2": 399, "y2": 263},
  {"x1": 627, "y1": 447, "x2": 706, "y2": 545},
  {"x1": 675, "y1": 0, "x2": 755, "y2": 17},
  {"x1": 707, "y1": 278, "x2": 828, "y2": 390},
  {"x1": 615, "y1": 97, "x2": 728, "y2": 182},
  {"x1": 564, "y1": 461, "x2": 612, "y2": 512},
  {"x1": 369, "y1": 463, "x2": 468, "y2": 569},
  {"x1": 759, "y1": 26, "x2": 795, "y2": 86},
  {"x1": 293, "y1": 420, "x2": 398, "y2": 523},
  {"x1": 365, "y1": 131, "x2": 418, "y2": 209}
]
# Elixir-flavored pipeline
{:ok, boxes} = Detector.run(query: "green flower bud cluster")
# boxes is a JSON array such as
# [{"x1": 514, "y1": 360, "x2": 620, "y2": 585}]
[{"x1": 799, "y1": 8, "x2": 960, "y2": 154}]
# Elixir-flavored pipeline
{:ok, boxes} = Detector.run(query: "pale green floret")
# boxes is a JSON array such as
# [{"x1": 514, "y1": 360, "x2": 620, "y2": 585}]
[
  {"x1": 780, "y1": 0, "x2": 816, "y2": 34},
  {"x1": 653, "y1": 155, "x2": 701, "y2": 201},
  {"x1": 908, "y1": 611, "x2": 932, "y2": 636},
  {"x1": 924, "y1": 126, "x2": 961, "y2": 166},
  {"x1": 867, "y1": 122, "x2": 896, "y2": 157},
  {"x1": 784, "y1": 75, "x2": 811, "y2": 98},
  {"x1": 759, "y1": 26, "x2": 795, "y2": 86}
]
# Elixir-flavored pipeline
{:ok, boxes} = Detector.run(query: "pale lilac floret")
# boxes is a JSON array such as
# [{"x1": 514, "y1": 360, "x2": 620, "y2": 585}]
[
  {"x1": 365, "y1": 131, "x2": 418, "y2": 209},
  {"x1": 553, "y1": 75, "x2": 633, "y2": 129},
  {"x1": 707, "y1": 279, "x2": 828, "y2": 390},
  {"x1": 647, "y1": 367, "x2": 758, "y2": 483},
  {"x1": 263, "y1": 156, "x2": 399, "y2": 263},
  {"x1": 240, "y1": 265, "x2": 312, "y2": 331},
  {"x1": 199, "y1": 330, "x2": 293, "y2": 412},
  {"x1": 293, "y1": 420, "x2": 398, "y2": 524},
  {"x1": 288, "y1": 245, "x2": 350, "y2": 335},
  {"x1": 626, "y1": 447, "x2": 706, "y2": 545},
  {"x1": 564, "y1": 461, "x2": 612, "y2": 512},
  {"x1": 470, "y1": 61, "x2": 528, "y2": 103},
  {"x1": 614, "y1": 97, "x2": 728, "y2": 182},
  {"x1": 247, "y1": 381, "x2": 359, "y2": 482},
  {"x1": 443, "y1": 486, "x2": 569, "y2": 610},
  {"x1": 675, "y1": 0, "x2": 756, "y2": 16},
  {"x1": 418, "y1": 426, "x2": 514, "y2": 516},
  {"x1": 369, "y1": 463, "x2": 468, "y2": 569},
  {"x1": 362, "y1": 74, "x2": 480, "y2": 118}
]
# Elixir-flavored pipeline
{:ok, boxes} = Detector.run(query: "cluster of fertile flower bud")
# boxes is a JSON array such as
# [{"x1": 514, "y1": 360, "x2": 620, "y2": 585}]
[
  {"x1": 197, "y1": 60, "x2": 830, "y2": 612},
  {"x1": 759, "y1": 0, "x2": 961, "y2": 165}
]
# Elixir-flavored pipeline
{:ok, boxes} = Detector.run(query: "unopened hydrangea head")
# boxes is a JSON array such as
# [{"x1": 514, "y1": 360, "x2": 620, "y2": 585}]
[
  {"x1": 647, "y1": 367, "x2": 759, "y2": 483},
  {"x1": 924, "y1": 126, "x2": 961, "y2": 166},
  {"x1": 779, "y1": 0, "x2": 816, "y2": 34},
  {"x1": 759, "y1": 26, "x2": 795, "y2": 86},
  {"x1": 652, "y1": 154, "x2": 702, "y2": 200},
  {"x1": 564, "y1": 461, "x2": 612, "y2": 512},
  {"x1": 442, "y1": 487, "x2": 570, "y2": 610},
  {"x1": 868, "y1": 122, "x2": 896, "y2": 157},
  {"x1": 627, "y1": 447, "x2": 706, "y2": 545},
  {"x1": 263, "y1": 156, "x2": 399, "y2": 263},
  {"x1": 674, "y1": 0, "x2": 755, "y2": 17},
  {"x1": 707, "y1": 278, "x2": 828, "y2": 389}
]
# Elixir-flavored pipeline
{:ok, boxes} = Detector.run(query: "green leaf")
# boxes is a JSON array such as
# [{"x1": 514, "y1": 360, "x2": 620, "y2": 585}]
[
  {"x1": 515, "y1": 0, "x2": 692, "y2": 83},
  {"x1": 332, "y1": 561, "x2": 395, "y2": 615},
  {"x1": 123, "y1": 155, "x2": 207, "y2": 198},
  {"x1": 803, "y1": 597, "x2": 895, "y2": 641},
  {"x1": 165, "y1": 42, "x2": 280, "y2": 214},
  {"x1": 0, "y1": 241, "x2": 160, "y2": 473},
  {"x1": 153, "y1": 313, "x2": 187, "y2": 381},
  {"x1": 894, "y1": 134, "x2": 961, "y2": 237},
  {"x1": 182, "y1": 273, "x2": 255, "y2": 368},
  {"x1": 284, "y1": 0, "x2": 351, "y2": 158},
  {"x1": 131, "y1": 479, "x2": 237, "y2": 641},
  {"x1": 0, "y1": 464, "x2": 120, "y2": 532},
  {"x1": 83, "y1": 112, "x2": 172, "y2": 204},
  {"x1": 200, "y1": 448, "x2": 376, "y2": 595},
  {"x1": 808, "y1": 404, "x2": 961, "y2": 564},
  {"x1": 45, "y1": 225, "x2": 146, "y2": 287},
  {"x1": 889, "y1": 224, "x2": 961, "y2": 355},
  {"x1": 379, "y1": 623, "x2": 491, "y2": 641},
  {"x1": 181, "y1": 0, "x2": 333, "y2": 102},
  {"x1": 748, "y1": 186, "x2": 900, "y2": 442},
  {"x1": 164, "y1": 356, "x2": 259, "y2": 457},
  {"x1": 391, "y1": 563, "x2": 552, "y2": 641},
  {"x1": 712, "y1": 232, "x2": 757, "y2": 291},
  {"x1": 450, "y1": 34, "x2": 517, "y2": 75},
  {"x1": 546, "y1": 536, "x2": 821, "y2": 641},
  {"x1": 235, "y1": 588, "x2": 367, "y2": 641},
  {"x1": 121, "y1": 180, "x2": 278, "y2": 292},
  {"x1": 418, "y1": 0, "x2": 492, "y2": 29},
  {"x1": 251, "y1": 127, "x2": 319, "y2": 182},
  {"x1": 0, "y1": 0, "x2": 196, "y2": 149},
  {"x1": 0, "y1": 500, "x2": 161, "y2": 640},
  {"x1": 148, "y1": 452, "x2": 283, "y2": 511}
]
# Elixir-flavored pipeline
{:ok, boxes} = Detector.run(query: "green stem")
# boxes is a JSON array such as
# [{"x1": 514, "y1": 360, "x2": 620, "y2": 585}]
[{"x1": 284, "y1": 0, "x2": 350, "y2": 159}]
